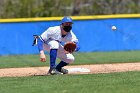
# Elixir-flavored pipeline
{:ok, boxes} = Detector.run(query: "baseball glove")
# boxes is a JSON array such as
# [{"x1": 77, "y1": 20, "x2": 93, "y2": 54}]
[{"x1": 64, "y1": 42, "x2": 76, "y2": 53}]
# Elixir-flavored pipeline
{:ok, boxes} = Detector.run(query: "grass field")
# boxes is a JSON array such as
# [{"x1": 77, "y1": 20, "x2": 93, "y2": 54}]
[
  {"x1": 0, "y1": 51, "x2": 140, "y2": 68},
  {"x1": 0, "y1": 71, "x2": 139, "y2": 93},
  {"x1": 0, "y1": 51, "x2": 140, "y2": 93}
]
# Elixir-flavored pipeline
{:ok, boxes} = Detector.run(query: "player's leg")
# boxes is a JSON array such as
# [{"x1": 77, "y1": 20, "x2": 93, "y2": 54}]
[
  {"x1": 44, "y1": 40, "x2": 63, "y2": 75},
  {"x1": 56, "y1": 61, "x2": 68, "y2": 74},
  {"x1": 56, "y1": 46, "x2": 75, "y2": 74}
]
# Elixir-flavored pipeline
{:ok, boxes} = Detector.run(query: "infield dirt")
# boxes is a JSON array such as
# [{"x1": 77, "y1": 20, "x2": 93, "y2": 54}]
[{"x1": 0, "y1": 63, "x2": 140, "y2": 77}]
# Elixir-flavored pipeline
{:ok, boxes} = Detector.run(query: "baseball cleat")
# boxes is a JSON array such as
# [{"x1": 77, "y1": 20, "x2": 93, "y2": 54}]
[
  {"x1": 47, "y1": 68, "x2": 63, "y2": 75},
  {"x1": 60, "y1": 68, "x2": 68, "y2": 74}
]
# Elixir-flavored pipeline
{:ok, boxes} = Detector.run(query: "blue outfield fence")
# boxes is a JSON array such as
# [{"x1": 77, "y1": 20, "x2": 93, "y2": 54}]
[{"x1": 0, "y1": 15, "x2": 140, "y2": 55}]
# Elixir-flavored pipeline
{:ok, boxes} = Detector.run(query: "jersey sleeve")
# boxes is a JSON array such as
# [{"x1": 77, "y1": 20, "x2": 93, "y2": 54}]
[
  {"x1": 40, "y1": 27, "x2": 52, "y2": 42},
  {"x1": 71, "y1": 31, "x2": 78, "y2": 42},
  {"x1": 70, "y1": 31, "x2": 80, "y2": 52},
  {"x1": 37, "y1": 27, "x2": 52, "y2": 52}
]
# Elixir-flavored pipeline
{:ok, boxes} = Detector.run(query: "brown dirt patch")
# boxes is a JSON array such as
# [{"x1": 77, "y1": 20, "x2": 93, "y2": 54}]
[{"x1": 0, "y1": 63, "x2": 140, "y2": 77}]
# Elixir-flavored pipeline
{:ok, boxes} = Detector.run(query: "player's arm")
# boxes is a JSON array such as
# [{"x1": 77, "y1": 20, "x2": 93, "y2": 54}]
[
  {"x1": 70, "y1": 32, "x2": 80, "y2": 52},
  {"x1": 37, "y1": 37, "x2": 46, "y2": 62},
  {"x1": 73, "y1": 41, "x2": 80, "y2": 52},
  {"x1": 37, "y1": 29, "x2": 51, "y2": 62}
]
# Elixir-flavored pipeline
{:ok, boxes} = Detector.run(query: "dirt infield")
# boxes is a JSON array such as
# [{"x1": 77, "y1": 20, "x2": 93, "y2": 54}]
[{"x1": 0, "y1": 63, "x2": 140, "y2": 77}]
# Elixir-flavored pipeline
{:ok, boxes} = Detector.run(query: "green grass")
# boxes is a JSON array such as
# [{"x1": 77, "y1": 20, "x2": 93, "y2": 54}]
[
  {"x1": 0, "y1": 51, "x2": 140, "y2": 93},
  {"x1": 1, "y1": 51, "x2": 140, "y2": 68},
  {"x1": 74, "y1": 51, "x2": 140, "y2": 64},
  {"x1": 0, "y1": 71, "x2": 139, "y2": 93}
]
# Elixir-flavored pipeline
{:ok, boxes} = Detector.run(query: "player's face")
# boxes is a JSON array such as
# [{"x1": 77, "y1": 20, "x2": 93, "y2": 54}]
[
  {"x1": 62, "y1": 22, "x2": 72, "y2": 32},
  {"x1": 63, "y1": 22, "x2": 72, "y2": 26}
]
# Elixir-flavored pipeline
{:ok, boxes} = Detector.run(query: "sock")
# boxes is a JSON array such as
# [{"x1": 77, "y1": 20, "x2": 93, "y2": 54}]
[
  {"x1": 56, "y1": 61, "x2": 68, "y2": 71},
  {"x1": 50, "y1": 49, "x2": 57, "y2": 69}
]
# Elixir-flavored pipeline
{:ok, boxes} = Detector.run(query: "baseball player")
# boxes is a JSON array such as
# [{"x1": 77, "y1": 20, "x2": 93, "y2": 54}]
[{"x1": 37, "y1": 16, "x2": 80, "y2": 75}]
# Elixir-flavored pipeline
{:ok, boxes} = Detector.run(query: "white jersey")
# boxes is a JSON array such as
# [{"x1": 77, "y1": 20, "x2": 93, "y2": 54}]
[
  {"x1": 40, "y1": 26, "x2": 78, "y2": 43},
  {"x1": 38, "y1": 26, "x2": 79, "y2": 63}
]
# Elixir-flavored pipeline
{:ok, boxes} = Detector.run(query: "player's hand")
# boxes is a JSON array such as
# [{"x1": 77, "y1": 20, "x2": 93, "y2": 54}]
[
  {"x1": 40, "y1": 51, "x2": 46, "y2": 62},
  {"x1": 64, "y1": 50, "x2": 70, "y2": 54}
]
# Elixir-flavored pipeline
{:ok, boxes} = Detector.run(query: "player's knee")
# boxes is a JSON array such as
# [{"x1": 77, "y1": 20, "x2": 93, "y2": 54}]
[
  {"x1": 48, "y1": 40, "x2": 59, "y2": 49},
  {"x1": 66, "y1": 54, "x2": 75, "y2": 64}
]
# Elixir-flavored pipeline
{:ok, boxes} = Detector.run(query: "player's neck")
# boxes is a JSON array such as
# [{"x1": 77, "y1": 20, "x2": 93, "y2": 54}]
[{"x1": 62, "y1": 30, "x2": 67, "y2": 35}]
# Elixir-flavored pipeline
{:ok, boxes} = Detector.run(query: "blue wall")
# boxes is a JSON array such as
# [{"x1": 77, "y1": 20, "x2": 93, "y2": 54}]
[{"x1": 0, "y1": 18, "x2": 140, "y2": 55}]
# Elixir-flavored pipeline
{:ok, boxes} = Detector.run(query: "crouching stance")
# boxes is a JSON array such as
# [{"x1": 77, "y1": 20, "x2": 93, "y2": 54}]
[{"x1": 36, "y1": 16, "x2": 80, "y2": 75}]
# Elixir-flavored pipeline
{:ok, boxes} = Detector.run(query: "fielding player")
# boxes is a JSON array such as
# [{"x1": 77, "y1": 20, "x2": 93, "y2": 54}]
[{"x1": 37, "y1": 16, "x2": 80, "y2": 75}]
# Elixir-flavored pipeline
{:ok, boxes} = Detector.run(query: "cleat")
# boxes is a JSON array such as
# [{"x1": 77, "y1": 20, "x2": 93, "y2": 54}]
[
  {"x1": 60, "y1": 68, "x2": 68, "y2": 74},
  {"x1": 47, "y1": 68, "x2": 63, "y2": 75}
]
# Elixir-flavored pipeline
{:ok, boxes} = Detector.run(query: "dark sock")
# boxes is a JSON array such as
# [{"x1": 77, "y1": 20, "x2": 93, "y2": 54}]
[
  {"x1": 56, "y1": 61, "x2": 68, "y2": 71},
  {"x1": 50, "y1": 49, "x2": 57, "y2": 69}
]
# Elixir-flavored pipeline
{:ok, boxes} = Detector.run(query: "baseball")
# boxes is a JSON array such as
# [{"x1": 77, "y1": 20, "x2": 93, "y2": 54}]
[{"x1": 112, "y1": 26, "x2": 117, "y2": 30}]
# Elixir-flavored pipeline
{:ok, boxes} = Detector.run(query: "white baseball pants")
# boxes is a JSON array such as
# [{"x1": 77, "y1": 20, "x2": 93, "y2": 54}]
[{"x1": 43, "y1": 40, "x2": 75, "y2": 63}]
